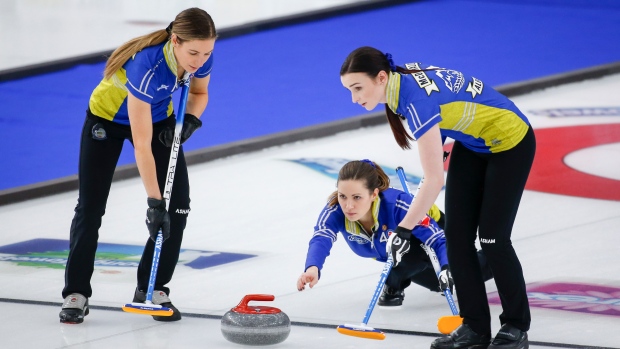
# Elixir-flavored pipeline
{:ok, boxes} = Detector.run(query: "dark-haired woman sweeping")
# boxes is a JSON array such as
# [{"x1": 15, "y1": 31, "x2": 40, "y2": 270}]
[{"x1": 338, "y1": 47, "x2": 535, "y2": 349}]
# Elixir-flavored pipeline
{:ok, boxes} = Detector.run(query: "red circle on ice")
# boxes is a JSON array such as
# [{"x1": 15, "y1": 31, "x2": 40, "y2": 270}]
[{"x1": 443, "y1": 123, "x2": 620, "y2": 201}]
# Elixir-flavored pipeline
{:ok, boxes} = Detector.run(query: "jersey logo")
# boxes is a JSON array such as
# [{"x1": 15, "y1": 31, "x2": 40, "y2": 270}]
[
  {"x1": 348, "y1": 235, "x2": 369, "y2": 244},
  {"x1": 434, "y1": 68, "x2": 465, "y2": 93},
  {"x1": 466, "y1": 77, "x2": 484, "y2": 98},
  {"x1": 405, "y1": 63, "x2": 439, "y2": 96},
  {"x1": 157, "y1": 84, "x2": 169, "y2": 91},
  {"x1": 380, "y1": 231, "x2": 391, "y2": 243}
]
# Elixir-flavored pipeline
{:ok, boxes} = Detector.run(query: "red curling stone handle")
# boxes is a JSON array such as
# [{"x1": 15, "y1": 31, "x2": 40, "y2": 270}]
[{"x1": 232, "y1": 294, "x2": 281, "y2": 314}]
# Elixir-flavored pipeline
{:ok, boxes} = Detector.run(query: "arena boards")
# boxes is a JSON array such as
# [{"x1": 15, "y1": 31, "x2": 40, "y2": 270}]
[{"x1": 1, "y1": 73, "x2": 619, "y2": 348}]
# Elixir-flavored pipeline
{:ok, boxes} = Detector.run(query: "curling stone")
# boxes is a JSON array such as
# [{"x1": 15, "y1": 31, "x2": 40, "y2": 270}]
[{"x1": 221, "y1": 294, "x2": 291, "y2": 346}]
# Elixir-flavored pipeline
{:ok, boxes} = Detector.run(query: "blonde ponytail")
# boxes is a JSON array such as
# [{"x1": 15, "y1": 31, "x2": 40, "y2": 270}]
[
  {"x1": 104, "y1": 31, "x2": 168, "y2": 79},
  {"x1": 103, "y1": 7, "x2": 216, "y2": 80}
]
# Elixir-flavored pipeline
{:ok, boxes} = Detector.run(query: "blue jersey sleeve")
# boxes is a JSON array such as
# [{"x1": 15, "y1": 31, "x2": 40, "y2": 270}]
[
  {"x1": 124, "y1": 53, "x2": 160, "y2": 104},
  {"x1": 396, "y1": 73, "x2": 442, "y2": 140},
  {"x1": 304, "y1": 237, "x2": 333, "y2": 276},
  {"x1": 194, "y1": 53, "x2": 214, "y2": 78},
  {"x1": 394, "y1": 192, "x2": 448, "y2": 268},
  {"x1": 304, "y1": 205, "x2": 340, "y2": 275},
  {"x1": 412, "y1": 221, "x2": 448, "y2": 268},
  {"x1": 403, "y1": 100, "x2": 441, "y2": 140}
]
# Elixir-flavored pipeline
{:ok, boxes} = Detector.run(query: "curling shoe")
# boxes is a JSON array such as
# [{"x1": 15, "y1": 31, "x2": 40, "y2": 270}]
[
  {"x1": 133, "y1": 288, "x2": 182, "y2": 321},
  {"x1": 59, "y1": 293, "x2": 89, "y2": 324},
  {"x1": 378, "y1": 286, "x2": 404, "y2": 306},
  {"x1": 430, "y1": 324, "x2": 491, "y2": 349},
  {"x1": 488, "y1": 324, "x2": 528, "y2": 349}
]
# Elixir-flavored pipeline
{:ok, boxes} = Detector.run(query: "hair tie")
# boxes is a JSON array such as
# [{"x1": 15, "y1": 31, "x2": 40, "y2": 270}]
[
  {"x1": 384, "y1": 52, "x2": 397, "y2": 72},
  {"x1": 360, "y1": 159, "x2": 376, "y2": 168},
  {"x1": 165, "y1": 22, "x2": 173, "y2": 35}
]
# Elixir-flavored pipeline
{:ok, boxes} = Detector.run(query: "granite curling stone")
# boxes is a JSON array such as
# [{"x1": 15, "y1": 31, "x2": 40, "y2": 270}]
[{"x1": 221, "y1": 294, "x2": 291, "y2": 346}]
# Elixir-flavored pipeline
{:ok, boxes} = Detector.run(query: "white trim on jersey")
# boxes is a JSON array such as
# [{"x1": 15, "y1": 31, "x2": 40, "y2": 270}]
[
  {"x1": 423, "y1": 224, "x2": 445, "y2": 247},
  {"x1": 453, "y1": 101, "x2": 476, "y2": 132},
  {"x1": 139, "y1": 70, "x2": 154, "y2": 93},
  {"x1": 412, "y1": 113, "x2": 441, "y2": 140},
  {"x1": 407, "y1": 103, "x2": 422, "y2": 129},
  {"x1": 395, "y1": 198, "x2": 410, "y2": 212},
  {"x1": 126, "y1": 79, "x2": 153, "y2": 99},
  {"x1": 313, "y1": 229, "x2": 337, "y2": 242},
  {"x1": 195, "y1": 66, "x2": 213, "y2": 78},
  {"x1": 314, "y1": 205, "x2": 339, "y2": 242}
]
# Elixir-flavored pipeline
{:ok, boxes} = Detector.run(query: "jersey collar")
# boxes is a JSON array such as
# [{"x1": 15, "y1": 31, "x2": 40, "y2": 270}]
[
  {"x1": 163, "y1": 40, "x2": 179, "y2": 77},
  {"x1": 386, "y1": 71, "x2": 401, "y2": 114},
  {"x1": 344, "y1": 195, "x2": 381, "y2": 235}
]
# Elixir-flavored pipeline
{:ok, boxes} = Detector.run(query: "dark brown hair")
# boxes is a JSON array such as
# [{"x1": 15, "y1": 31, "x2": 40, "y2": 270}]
[
  {"x1": 104, "y1": 8, "x2": 216, "y2": 79},
  {"x1": 328, "y1": 160, "x2": 390, "y2": 206},
  {"x1": 340, "y1": 46, "x2": 432, "y2": 150}
]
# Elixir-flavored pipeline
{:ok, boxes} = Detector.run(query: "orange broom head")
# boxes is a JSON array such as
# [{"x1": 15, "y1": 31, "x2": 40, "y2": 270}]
[
  {"x1": 122, "y1": 303, "x2": 174, "y2": 316},
  {"x1": 336, "y1": 324, "x2": 386, "y2": 340},
  {"x1": 437, "y1": 315, "x2": 463, "y2": 334}
]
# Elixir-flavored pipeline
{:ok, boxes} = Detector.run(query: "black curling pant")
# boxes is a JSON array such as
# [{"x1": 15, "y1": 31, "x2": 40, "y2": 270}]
[
  {"x1": 62, "y1": 111, "x2": 191, "y2": 299},
  {"x1": 387, "y1": 242, "x2": 493, "y2": 293},
  {"x1": 444, "y1": 127, "x2": 536, "y2": 336}
]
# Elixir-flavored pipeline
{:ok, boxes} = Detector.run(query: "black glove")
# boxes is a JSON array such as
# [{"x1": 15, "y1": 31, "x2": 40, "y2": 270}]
[
  {"x1": 438, "y1": 265, "x2": 454, "y2": 295},
  {"x1": 386, "y1": 226, "x2": 412, "y2": 267},
  {"x1": 145, "y1": 198, "x2": 170, "y2": 242},
  {"x1": 159, "y1": 113, "x2": 202, "y2": 147},
  {"x1": 395, "y1": 225, "x2": 413, "y2": 240}
]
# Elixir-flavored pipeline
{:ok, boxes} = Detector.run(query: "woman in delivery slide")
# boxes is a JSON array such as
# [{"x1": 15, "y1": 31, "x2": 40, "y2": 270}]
[
  {"x1": 296, "y1": 160, "x2": 492, "y2": 307},
  {"x1": 59, "y1": 8, "x2": 216, "y2": 324}
]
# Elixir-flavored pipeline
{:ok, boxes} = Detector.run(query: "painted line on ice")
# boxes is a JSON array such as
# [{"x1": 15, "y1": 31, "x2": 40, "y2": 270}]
[{"x1": 0, "y1": 297, "x2": 613, "y2": 349}]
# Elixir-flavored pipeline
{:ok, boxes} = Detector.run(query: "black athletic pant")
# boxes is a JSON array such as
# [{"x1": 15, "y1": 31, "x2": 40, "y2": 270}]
[
  {"x1": 387, "y1": 242, "x2": 492, "y2": 293},
  {"x1": 62, "y1": 111, "x2": 191, "y2": 299},
  {"x1": 444, "y1": 127, "x2": 535, "y2": 336}
]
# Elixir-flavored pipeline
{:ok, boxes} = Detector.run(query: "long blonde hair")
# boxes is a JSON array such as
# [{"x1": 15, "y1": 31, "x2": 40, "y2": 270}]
[{"x1": 103, "y1": 7, "x2": 216, "y2": 79}]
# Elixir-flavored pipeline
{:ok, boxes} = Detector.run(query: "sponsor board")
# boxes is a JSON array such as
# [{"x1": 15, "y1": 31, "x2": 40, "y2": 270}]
[
  {"x1": 529, "y1": 107, "x2": 620, "y2": 117},
  {"x1": 0, "y1": 239, "x2": 255, "y2": 270}
]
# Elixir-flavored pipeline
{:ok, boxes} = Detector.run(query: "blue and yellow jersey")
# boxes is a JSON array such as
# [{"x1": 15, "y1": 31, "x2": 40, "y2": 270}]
[
  {"x1": 88, "y1": 40, "x2": 214, "y2": 125},
  {"x1": 304, "y1": 188, "x2": 447, "y2": 273},
  {"x1": 386, "y1": 63, "x2": 530, "y2": 153}
]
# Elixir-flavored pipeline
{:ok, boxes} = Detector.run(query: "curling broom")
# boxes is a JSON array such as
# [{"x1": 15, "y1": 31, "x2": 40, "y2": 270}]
[
  {"x1": 336, "y1": 166, "x2": 425, "y2": 340},
  {"x1": 395, "y1": 166, "x2": 463, "y2": 334},
  {"x1": 122, "y1": 74, "x2": 192, "y2": 317}
]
